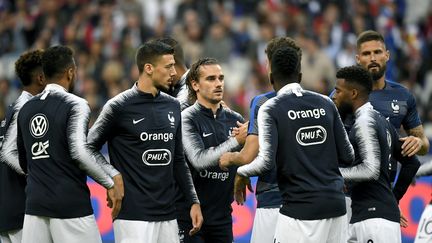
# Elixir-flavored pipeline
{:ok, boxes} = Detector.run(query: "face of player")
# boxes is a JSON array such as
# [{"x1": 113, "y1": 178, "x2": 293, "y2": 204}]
[
  {"x1": 356, "y1": 40, "x2": 389, "y2": 81},
  {"x1": 192, "y1": 64, "x2": 224, "y2": 105},
  {"x1": 152, "y1": 54, "x2": 176, "y2": 92},
  {"x1": 333, "y1": 78, "x2": 354, "y2": 117}
]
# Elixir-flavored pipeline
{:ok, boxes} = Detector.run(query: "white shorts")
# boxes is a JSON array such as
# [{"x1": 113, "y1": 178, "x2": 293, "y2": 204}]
[
  {"x1": 415, "y1": 203, "x2": 432, "y2": 243},
  {"x1": 113, "y1": 219, "x2": 179, "y2": 243},
  {"x1": 0, "y1": 229, "x2": 22, "y2": 243},
  {"x1": 21, "y1": 214, "x2": 102, "y2": 243},
  {"x1": 250, "y1": 207, "x2": 279, "y2": 243},
  {"x1": 348, "y1": 218, "x2": 401, "y2": 243},
  {"x1": 273, "y1": 213, "x2": 347, "y2": 243}
]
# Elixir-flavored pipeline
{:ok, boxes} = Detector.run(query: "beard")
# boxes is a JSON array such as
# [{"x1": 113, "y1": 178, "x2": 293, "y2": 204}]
[
  {"x1": 368, "y1": 63, "x2": 386, "y2": 81},
  {"x1": 336, "y1": 101, "x2": 354, "y2": 121},
  {"x1": 154, "y1": 81, "x2": 171, "y2": 93}
]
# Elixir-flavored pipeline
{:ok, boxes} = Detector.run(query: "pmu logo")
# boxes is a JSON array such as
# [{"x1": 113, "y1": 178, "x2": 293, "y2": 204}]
[
  {"x1": 142, "y1": 149, "x2": 171, "y2": 166},
  {"x1": 296, "y1": 125, "x2": 327, "y2": 146},
  {"x1": 29, "y1": 114, "x2": 49, "y2": 138}
]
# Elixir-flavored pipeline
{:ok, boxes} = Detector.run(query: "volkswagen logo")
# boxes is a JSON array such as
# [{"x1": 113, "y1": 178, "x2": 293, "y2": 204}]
[{"x1": 29, "y1": 114, "x2": 49, "y2": 138}]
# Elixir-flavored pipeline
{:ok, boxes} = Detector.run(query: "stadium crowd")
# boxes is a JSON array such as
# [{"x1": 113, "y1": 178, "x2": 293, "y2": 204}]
[{"x1": 0, "y1": 0, "x2": 431, "y2": 131}]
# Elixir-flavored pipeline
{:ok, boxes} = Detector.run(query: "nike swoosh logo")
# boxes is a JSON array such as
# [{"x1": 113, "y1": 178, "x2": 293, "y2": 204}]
[
  {"x1": 133, "y1": 118, "x2": 145, "y2": 124},
  {"x1": 203, "y1": 132, "x2": 213, "y2": 137}
]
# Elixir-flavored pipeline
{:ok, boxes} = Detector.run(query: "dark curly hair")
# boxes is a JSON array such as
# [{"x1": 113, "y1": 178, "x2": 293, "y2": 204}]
[
  {"x1": 270, "y1": 46, "x2": 300, "y2": 83},
  {"x1": 336, "y1": 65, "x2": 373, "y2": 95},
  {"x1": 186, "y1": 57, "x2": 219, "y2": 104},
  {"x1": 265, "y1": 37, "x2": 302, "y2": 62},
  {"x1": 15, "y1": 49, "x2": 44, "y2": 86},
  {"x1": 42, "y1": 45, "x2": 74, "y2": 80}
]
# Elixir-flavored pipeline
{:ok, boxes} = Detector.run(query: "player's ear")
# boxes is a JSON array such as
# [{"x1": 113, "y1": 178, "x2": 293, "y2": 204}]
[
  {"x1": 352, "y1": 88, "x2": 359, "y2": 99},
  {"x1": 144, "y1": 63, "x2": 153, "y2": 75},
  {"x1": 37, "y1": 71, "x2": 45, "y2": 86},
  {"x1": 191, "y1": 79, "x2": 199, "y2": 92},
  {"x1": 269, "y1": 73, "x2": 274, "y2": 85},
  {"x1": 67, "y1": 68, "x2": 74, "y2": 81}
]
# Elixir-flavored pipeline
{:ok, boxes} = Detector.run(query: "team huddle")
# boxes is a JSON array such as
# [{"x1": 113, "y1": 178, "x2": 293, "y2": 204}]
[{"x1": 0, "y1": 30, "x2": 430, "y2": 243}]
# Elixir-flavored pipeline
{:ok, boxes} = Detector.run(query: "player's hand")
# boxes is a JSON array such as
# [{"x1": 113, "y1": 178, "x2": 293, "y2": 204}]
[
  {"x1": 189, "y1": 203, "x2": 203, "y2": 236},
  {"x1": 400, "y1": 212, "x2": 408, "y2": 228},
  {"x1": 234, "y1": 121, "x2": 248, "y2": 145},
  {"x1": 400, "y1": 136, "x2": 422, "y2": 157},
  {"x1": 219, "y1": 152, "x2": 235, "y2": 171},
  {"x1": 234, "y1": 175, "x2": 253, "y2": 205},
  {"x1": 107, "y1": 174, "x2": 124, "y2": 219}
]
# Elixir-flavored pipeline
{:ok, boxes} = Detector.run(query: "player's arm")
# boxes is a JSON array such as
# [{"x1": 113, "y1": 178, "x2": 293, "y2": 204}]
[
  {"x1": 87, "y1": 100, "x2": 124, "y2": 218},
  {"x1": 237, "y1": 104, "x2": 276, "y2": 177},
  {"x1": 67, "y1": 101, "x2": 116, "y2": 188},
  {"x1": 392, "y1": 138, "x2": 420, "y2": 202},
  {"x1": 17, "y1": 114, "x2": 28, "y2": 174},
  {"x1": 400, "y1": 93, "x2": 430, "y2": 156},
  {"x1": 332, "y1": 102, "x2": 354, "y2": 166},
  {"x1": 401, "y1": 125, "x2": 430, "y2": 156},
  {"x1": 173, "y1": 114, "x2": 202, "y2": 236},
  {"x1": 339, "y1": 116, "x2": 380, "y2": 181},
  {"x1": 182, "y1": 112, "x2": 243, "y2": 170},
  {"x1": 0, "y1": 111, "x2": 25, "y2": 175},
  {"x1": 220, "y1": 135, "x2": 258, "y2": 169}
]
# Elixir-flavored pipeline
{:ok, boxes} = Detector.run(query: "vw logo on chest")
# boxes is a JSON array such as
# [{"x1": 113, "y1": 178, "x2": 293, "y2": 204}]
[{"x1": 29, "y1": 114, "x2": 49, "y2": 138}]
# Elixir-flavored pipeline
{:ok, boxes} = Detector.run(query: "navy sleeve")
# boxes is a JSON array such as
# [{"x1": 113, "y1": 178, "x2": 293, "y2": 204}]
[
  {"x1": 248, "y1": 96, "x2": 260, "y2": 135},
  {"x1": 88, "y1": 100, "x2": 120, "y2": 178},
  {"x1": 391, "y1": 129, "x2": 420, "y2": 202},
  {"x1": 17, "y1": 112, "x2": 27, "y2": 174},
  {"x1": 402, "y1": 93, "x2": 421, "y2": 130},
  {"x1": 331, "y1": 102, "x2": 354, "y2": 167},
  {"x1": 0, "y1": 106, "x2": 25, "y2": 175},
  {"x1": 340, "y1": 111, "x2": 380, "y2": 181},
  {"x1": 67, "y1": 99, "x2": 115, "y2": 189},
  {"x1": 173, "y1": 114, "x2": 200, "y2": 206},
  {"x1": 238, "y1": 102, "x2": 276, "y2": 177},
  {"x1": 182, "y1": 112, "x2": 240, "y2": 170}
]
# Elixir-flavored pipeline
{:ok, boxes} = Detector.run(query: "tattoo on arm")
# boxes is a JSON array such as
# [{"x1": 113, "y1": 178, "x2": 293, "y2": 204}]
[{"x1": 406, "y1": 125, "x2": 430, "y2": 155}]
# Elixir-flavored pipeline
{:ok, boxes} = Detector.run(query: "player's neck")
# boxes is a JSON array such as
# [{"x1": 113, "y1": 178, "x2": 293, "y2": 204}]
[
  {"x1": 198, "y1": 99, "x2": 220, "y2": 115},
  {"x1": 372, "y1": 77, "x2": 386, "y2": 90},
  {"x1": 24, "y1": 84, "x2": 43, "y2": 96},
  {"x1": 353, "y1": 98, "x2": 368, "y2": 113},
  {"x1": 137, "y1": 78, "x2": 158, "y2": 96},
  {"x1": 46, "y1": 79, "x2": 69, "y2": 92}
]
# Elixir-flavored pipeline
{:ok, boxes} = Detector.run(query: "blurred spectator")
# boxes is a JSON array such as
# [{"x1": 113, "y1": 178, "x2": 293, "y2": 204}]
[
  {"x1": 202, "y1": 22, "x2": 233, "y2": 64},
  {"x1": 297, "y1": 34, "x2": 336, "y2": 94},
  {"x1": 0, "y1": 0, "x2": 430, "y2": 134}
]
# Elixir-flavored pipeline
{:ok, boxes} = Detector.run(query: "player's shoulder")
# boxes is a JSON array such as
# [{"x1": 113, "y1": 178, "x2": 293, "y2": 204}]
[
  {"x1": 385, "y1": 80, "x2": 413, "y2": 95},
  {"x1": 160, "y1": 91, "x2": 181, "y2": 105},
  {"x1": 181, "y1": 102, "x2": 198, "y2": 119},
  {"x1": 250, "y1": 91, "x2": 276, "y2": 109},
  {"x1": 224, "y1": 106, "x2": 244, "y2": 121},
  {"x1": 104, "y1": 87, "x2": 137, "y2": 109},
  {"x1": 289, "y1": 89, "x2": 335, "y2": 108}
]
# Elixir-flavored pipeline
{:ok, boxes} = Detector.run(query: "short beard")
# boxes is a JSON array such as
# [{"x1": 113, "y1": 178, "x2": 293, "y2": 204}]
[
  {"x1": 369, "y1": 64, "x2": 386, "y2": 81},
  {"x1": 337, "y1": 102, "x2": 353, "y2": 121},
  {"x1": 155, "y1": 83, "x2": 170, "y2": 93}
]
